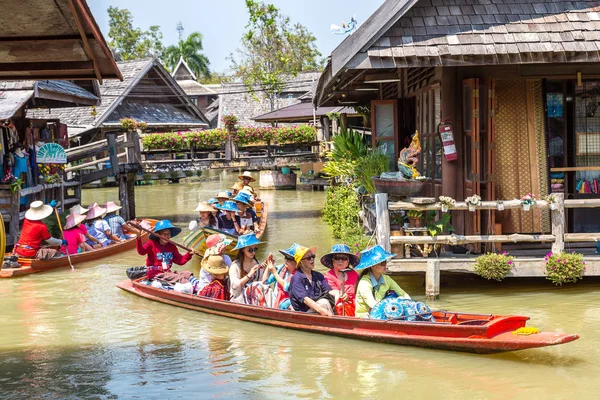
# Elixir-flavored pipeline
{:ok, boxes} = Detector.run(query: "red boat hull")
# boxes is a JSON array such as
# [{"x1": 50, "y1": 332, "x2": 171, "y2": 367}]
[{"x1": 117, "y1": 279, "x2": 579, "y2": 354}]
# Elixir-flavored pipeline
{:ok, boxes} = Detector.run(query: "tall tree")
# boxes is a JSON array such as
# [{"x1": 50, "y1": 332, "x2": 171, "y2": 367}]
[
  {"x1": 162, "y1": 32, "x2": 211, "y2": 79},
  {"x1": 107, "y1": 7, "x2": 164, "y2": 60},
  {"x1": 230, "y1": 0, "x2": 322, "y2": 111}
]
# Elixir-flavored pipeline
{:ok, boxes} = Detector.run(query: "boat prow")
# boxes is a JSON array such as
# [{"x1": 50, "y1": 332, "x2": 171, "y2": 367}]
[
  {"x1": 1, "y1": 219, "x2": 156, "y2": 278},
  {"x1": 116, "y1": 278, "x2": 579, "y2": 354}
]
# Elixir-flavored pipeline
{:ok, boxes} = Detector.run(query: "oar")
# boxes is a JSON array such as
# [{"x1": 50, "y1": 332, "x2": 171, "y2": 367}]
[
  {"x1": 55, "y1": 209, "x2": 75, "y2": 270},
  {"x1": 126, "y1": 221, "x2": 201, "y2": 256}
]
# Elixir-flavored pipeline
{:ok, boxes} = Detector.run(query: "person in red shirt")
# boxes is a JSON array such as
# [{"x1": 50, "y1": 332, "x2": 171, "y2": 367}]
[
  {"x1": 15, "y1": 201, "x2": 65, "y2": 258},
  {"x1": 61, "y1": 213, "x2": 94, "y2": 254},
  {"x1": 135, "y1": 220, "x2": 194, "y2": 280},
  {"x1": 198, "y1": 255, "x2": 230, "y2": 300}
]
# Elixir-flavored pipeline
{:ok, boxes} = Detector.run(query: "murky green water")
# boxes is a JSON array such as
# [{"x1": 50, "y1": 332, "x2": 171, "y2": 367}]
[{"x1": 0, "y1": 171, "x2": 598, "y2": 399}]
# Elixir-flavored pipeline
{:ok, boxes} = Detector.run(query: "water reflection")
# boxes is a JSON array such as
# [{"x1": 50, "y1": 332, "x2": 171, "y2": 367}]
[{"x1": 0, "y1": 172, "x2": 599, "y2": 398}]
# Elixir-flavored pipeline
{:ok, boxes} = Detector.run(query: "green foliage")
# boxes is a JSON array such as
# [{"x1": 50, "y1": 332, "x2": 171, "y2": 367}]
[
  {"x1": 43, "y1": 212, "x2": 66, "y2": 239},
  {"x1": 107, "y1": 7, "x2": 164, "y2": 60},
  {"x1": 100, "y1": 177, "x2": 108, "y2": 187},
  {"x1": 545, "y1": 252, "x2": 586, "y2": 286},
  {"x1": 229, "y1": 0, "x2": 321, "y2": 110},
  {"x1": 474, "y1": 252, "x2": 514, "y2": 281},
  {"x1": 142, "y1": 173, "x2": 152, "y2": 183},
  {"x1": 322, "y1": 185, "x2": 362, "y2": 239},
  {"x1": 322, "y1": 127, "x2": 369, "y2": 183},
  {"x1": 355, "y1": 150, "x2": 389, "y2": 194},
  {"x1": 343, "y1": 231, "x2": 373, "y2": 254},
  {"x1": 200, "y1": 71, "x2": 233, "y2": 85},
  {"x1": 157, "y1": 172, "x2": 167, "y2": 180},
  {"x1": 424, "y1": 212, "x2": 454, "y2": 237},
  {"x1": 163, "y1": 32, "x2": 210, "y2": 79},
  {"x1": 184, "y1": 170, "x2": 194, "y2": 177},
  {"x1": 196, "y1": 169, "x2": 203, "y2": 177},
  {"x1": 169, "y1": 171, "x2": 180, "y2": 179}
]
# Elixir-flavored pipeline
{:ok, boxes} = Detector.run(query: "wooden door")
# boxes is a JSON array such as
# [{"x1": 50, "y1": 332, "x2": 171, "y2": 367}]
[
  {"x1": 462, "y1": 79, "x2": 481, "y2": 239},
  {"x1": 486, "y1": 78, "x2": 496, "y2": 234}
]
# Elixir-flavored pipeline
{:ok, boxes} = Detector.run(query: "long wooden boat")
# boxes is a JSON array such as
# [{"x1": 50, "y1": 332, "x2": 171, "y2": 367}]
[
  {"x1": 182, "y1": 202, "x2": 268, "y2": 257},
  {"x1": 0, "y1": 219, "x2": 156, "y2": 278},
  {"x1": 117, "y1": 278, "x2": 579, "y2": 354}
]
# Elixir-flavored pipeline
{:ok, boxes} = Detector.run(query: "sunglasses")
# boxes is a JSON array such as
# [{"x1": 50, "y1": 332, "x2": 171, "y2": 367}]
[
  {"x1": 333, "y1": 256, "x2": 349, "y2": 262},
  {"x1": 246, "y1": 247, "x2": 259, "y2": 253},
  {"x1": 302, "y1": 254, "x2": 316, "y2": 261}
]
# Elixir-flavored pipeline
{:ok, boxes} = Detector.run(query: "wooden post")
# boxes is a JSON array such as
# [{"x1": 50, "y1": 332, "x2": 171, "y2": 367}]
[
  {"x1": 375, "y1": 193, "x2": 391, "y2": 252},
  {"x1": 119, "y1": 172, "x2": 136, "y2": 221},
  {"x1": 551, "y1": 193, "x2": 565, "y2": 255},
  {"x1": 127, "y1": 130, "x2": 141, "y2": 164},
  {"x1": 59, "y1": 184, "x2": 65, "y2": 213},
  {"x1": 106, "y1": 132, "x2": 119, "y2": 175},
  {"x1": 321, "y1": 116, "x2": 331, "y2": 141},
  {"x1": 426, "y1": 260, "x2": 440, "y2": 300},
  {"x1": 10, "y1": 191, "x2": 20, "y2": 244},
  {"x1": 340, "y1": 113, "x2": 348, "y2": 132}
]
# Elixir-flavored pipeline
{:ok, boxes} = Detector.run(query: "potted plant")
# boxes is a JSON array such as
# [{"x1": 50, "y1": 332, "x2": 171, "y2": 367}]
[
  {"x1": 521, "y1": 193, "x2": 535, "y2": 211},
  {"x1": 406, "y1": 210, "x2": 423, "y2": 228},
  {"x1": 465, "y1": 194, "x2": 481, "y2": 212},
  {"x1": 545, "y1": 251, "x2": 586, "y2": 285},
  {"x1": 439, "y1": 196, "x2": 455, "y2": 213},
  {"x1": 544, "y1": 194, "x2": 557, "y2": 210},
  {"x1": 496, "y1": 200, "x2": 504, "y2": 211},
  {"x1": 474, "y1": 251, "x2": 514, "y2": 281}
]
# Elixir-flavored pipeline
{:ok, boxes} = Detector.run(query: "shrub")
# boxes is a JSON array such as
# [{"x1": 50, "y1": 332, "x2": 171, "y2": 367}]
[
  {"x1": 355, "y1": 150, "x2": 389, "y2": 194},
  {"x1": 169, "y1": 171, "x2": 180, "y2": 179},
  {"x1": 157, "y1": 172, "x2": 166, "y2": 180},
  {"x1": 196, "y1": 169, "x2": 203, "y2": 177},
  {"x1": 545, "y1": 251, "x2": 586, "y2": 286},
  {"x1": 100, "y1": 177, "x2": 108, "y2": 187},
  {"x1": 322, "y1": 185, "x2": 362, "y2": 239},
  {"x1": 184, "y1": 170, "x2": 194, "y2": 177},
  {"x1": 343, "y1": 230, "x2": 373, "y2": 254},
  {"x1": 142, "y1": 173, "x2": 152, "y2": 182},
  {"x1": 474, "y1": 252, "x2": 514, "y2": 281}
]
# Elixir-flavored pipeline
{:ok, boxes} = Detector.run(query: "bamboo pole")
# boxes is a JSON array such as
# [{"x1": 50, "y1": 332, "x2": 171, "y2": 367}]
[{"x1": 375, "y1": 193, "x2": 391, "y2": 252}]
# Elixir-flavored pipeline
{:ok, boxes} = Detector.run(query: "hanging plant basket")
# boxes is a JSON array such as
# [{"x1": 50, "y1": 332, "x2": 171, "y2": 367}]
[
  {"x1": 441, "y1": 205, "x2": 449, "y2": 212},
  {"x1": 468, "y1": 204, "x2": 476, "y2": 212},
  {"x1": 523, "y1": 203, "x2": 531, "y2": 211},
  {"x1": 497, "y1": 202, "x2": 505, "y2": 211}
]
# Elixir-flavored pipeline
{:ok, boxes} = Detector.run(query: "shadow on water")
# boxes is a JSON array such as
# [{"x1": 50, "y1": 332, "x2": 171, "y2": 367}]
[{"x1": 151, "y1": 209, "x2": 323, "y2": 223}]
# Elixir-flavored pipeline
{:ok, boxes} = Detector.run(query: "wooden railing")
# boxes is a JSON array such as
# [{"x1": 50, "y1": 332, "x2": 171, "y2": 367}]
[{"x1": 374, "y1": 192, "x2": 600, "y2": 255}]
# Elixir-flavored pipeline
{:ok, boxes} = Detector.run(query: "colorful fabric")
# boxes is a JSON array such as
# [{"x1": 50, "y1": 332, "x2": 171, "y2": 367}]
[
  {"x1": 355, "y1": 273, "x2": 410, "y2": 318},
  {"x1": 105, "y1": 214, "x2": 128, "y2": 240},
  {"x1": 324, "y1": 269, "x2": 359, "y2": 302},
  {"x1": 266, "y1": 264, "x2": 296, "y2": 309},
  {"x1": 289, "y1": 269, "x2": 332, "y2": 312},
  {"x1": 136, "y1": 238, "x2": 192, "y2": 280},
  {"x1": 229, "y1": 260, "x2": 261, "y2": 303},
  {"x1": 243, "y1": 282, "x2": 274, "y2": 307},
  {"x1": 15, "y1": 219, "x2": 52, "y2": 257},
  {"x1": 198, "y1": 279, "x2": 229, "y2": 300}
]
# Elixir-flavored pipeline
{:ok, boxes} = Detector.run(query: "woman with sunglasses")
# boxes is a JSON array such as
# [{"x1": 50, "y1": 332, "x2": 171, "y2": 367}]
[
  {"x1": 229, "y1": 233, "x2": 273, "y2": 305},
  {"x1": 353, "y1": 245, "x2": 411, "y2": 318},
  {"x1": 321, "y1": 244, "x2": 360, "y2": 316},
  {"x1": 265, "y1": 243, "x2": 299, "y2": 310},
  {"x1": 289, "y1": 246, "x2": 334, "y2": 316}
]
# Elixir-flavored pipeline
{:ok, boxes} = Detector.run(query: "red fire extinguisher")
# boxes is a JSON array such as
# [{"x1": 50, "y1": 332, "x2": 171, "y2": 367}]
[{"x1": 438, "y1": 120, "x2": 458, "y2": 161}]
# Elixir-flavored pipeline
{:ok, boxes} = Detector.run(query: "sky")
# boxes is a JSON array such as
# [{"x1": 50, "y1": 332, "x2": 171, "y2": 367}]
[{"x1": 89, "y1": 0, "x2": 385, "y2": 73}]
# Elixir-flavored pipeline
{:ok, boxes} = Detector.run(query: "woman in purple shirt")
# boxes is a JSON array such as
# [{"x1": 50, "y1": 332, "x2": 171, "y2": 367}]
[{"x1": 289, "y1": 246, "x2": 334, "y2": 316}]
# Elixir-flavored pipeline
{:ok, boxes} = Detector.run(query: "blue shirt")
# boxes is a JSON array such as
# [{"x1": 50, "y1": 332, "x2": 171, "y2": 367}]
[
  {"x1": 289, "y1": 269, "x2": 332, "y2": 312},
  {"x1": 105, "y1": 214, "x2": 127, "y2": 239}
]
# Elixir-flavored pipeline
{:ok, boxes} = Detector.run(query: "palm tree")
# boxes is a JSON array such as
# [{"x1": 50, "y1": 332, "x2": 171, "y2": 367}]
[{"x1": 163, "y1": 32, "x2": 210, "y2": 79}]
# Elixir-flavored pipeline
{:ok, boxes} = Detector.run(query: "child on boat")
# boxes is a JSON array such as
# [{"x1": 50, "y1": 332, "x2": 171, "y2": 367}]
[
  {"x1": 233, "y1": 192, "x2": 259, "y2": 235},
  {"x1": 198, "y1": 255, "x2": 230, "y2": 300},
  {"x1": 230, "y1": 182, "x2": 244, "y2": 197},
  {"x1": 188, "y1": 202, "x2": 219, "y2": 231},
  {"x1": 197, "y1": 233, "x2": 232, "y2": 291},
  {"x1": 265, "y1": 243, "x2": 299, "y2": 310},
  {"x1": 215, "y1": 191, "x2": 230, "y2": 206},
  {"x1": 62, "y1": 213, "x2": 93, "y2": 254},
  {"x1": 136, "y1": 220, "x2": 194, "y2": 281},
  {"x1": 353, "y1": 245, "x2": 411, "y2": 318}
]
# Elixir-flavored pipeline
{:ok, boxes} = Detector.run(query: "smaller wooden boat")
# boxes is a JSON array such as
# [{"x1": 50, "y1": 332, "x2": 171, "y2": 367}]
[
  {"x1": 0, "y1": 219, "x2": 156, "y2": 278},
  {"x1": 183, "y1": 202, "x2": 268, "y2": 257},
  {"x1": 117, "y1": 278, "x2": 579, "y2": 354}
]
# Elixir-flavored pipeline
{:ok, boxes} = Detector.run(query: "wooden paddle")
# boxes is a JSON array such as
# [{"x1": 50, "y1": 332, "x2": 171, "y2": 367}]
[
  {"x1": 55, "y1": 209, "x2": 75, "y2": 271},
  {"x1": 126, "y1": 221, "x2": 201, "y2": 256}
]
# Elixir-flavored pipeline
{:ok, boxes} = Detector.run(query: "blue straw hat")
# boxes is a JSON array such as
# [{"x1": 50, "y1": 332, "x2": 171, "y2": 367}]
[
  {"x1": 320, "y1": 244, "x2": 360, "y2": 269},
  {"x1": 278, "y1": 243, "x2": 300, "y2": 259},
  {"x1": 207, "y1": 198, "x2": 218, "y2": 205},
  {"x1": 151, "y1": 220, "x2": 182, "y2": 241},
  {"x1": 233, "y1": 192, "x2": 252, "y2": 206},
  {"x1": 233, "y1": 233, "x2": 263, "y2": 250},
  {"x1": 354, "y1": 245, "x2": 396, "y2": 271},
  {"x1": 216, "y1": 200, "x2": 238, "y2": 212}
]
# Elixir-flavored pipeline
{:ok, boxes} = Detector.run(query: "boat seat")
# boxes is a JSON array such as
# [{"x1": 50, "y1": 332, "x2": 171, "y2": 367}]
[{"x1": 457, "y1": 319, "x2": 491, "y2": 326}]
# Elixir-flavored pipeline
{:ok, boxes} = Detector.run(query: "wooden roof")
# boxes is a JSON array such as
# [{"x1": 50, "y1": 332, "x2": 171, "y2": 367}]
[
  {"x1": 316, "y1": 0, "x2": 600, "y2": 105},
  {"x1": 253, "y1": 101, "x2": 357, "y2": 123},
  {"x1": 0, "y1": 0, "x2": 121, "y2": 82}
]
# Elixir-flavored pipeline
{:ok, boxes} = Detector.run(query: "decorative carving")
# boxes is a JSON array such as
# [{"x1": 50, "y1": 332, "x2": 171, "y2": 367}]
[{"x1": 397, "y1": 131, "x2": 422, "y2": 179}]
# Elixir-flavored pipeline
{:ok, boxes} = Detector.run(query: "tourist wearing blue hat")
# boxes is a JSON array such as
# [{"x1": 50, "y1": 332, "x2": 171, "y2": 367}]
[
  {"x1": 229, "y1": 233, "x2": 274, "y2": 305},
  {"x1": 265, "y1": 243, "x2": 300, "y2": 309},
  {"x1": 354, "y1": 245, "x2": 411, "y2": 318},
  {"x1": 233, "y1": 192, "x2": 259, "y2": 235},
  {"x1": 216, "y1": 200, "x2": 241, "y2": 236},
  {"x1": 322, "y1": 244, "x2": 360, "y2": 316},
  {"x1": 135, "y1": 220, "x2": 194, "y2": 281}
]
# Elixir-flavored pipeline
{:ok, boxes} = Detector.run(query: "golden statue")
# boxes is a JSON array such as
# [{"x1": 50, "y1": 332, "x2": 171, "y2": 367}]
[{"x1": 397, "y1": 131, "x2": 422, "y2": 179}]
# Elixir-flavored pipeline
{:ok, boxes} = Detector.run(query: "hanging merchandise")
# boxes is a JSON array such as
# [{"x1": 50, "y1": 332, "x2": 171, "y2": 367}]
[{"x1": 438, "y1": 120, "x2": 458, "y2": 161}]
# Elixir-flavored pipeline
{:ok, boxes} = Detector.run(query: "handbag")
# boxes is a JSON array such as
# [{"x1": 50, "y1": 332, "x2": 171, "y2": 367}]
[{"x1": 126, "y1": 266, "x2": 147, "y2": 280}]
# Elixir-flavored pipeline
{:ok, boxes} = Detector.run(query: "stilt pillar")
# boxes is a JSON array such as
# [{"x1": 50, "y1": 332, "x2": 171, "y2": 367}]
[{"x1": 426, "y1": 260, "x2": 440, "y2": 300}]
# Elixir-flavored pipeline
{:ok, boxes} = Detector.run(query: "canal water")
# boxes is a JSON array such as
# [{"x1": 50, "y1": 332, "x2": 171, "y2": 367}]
[{"x1": 0, "y1": 171, "x2": 598, "y2": 399}]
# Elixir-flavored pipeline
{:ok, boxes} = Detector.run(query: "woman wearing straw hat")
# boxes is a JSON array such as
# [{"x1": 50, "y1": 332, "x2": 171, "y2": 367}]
[
  {"x1": 289, "y1": 246, "x2": 335, "y2": 316},
  {"x1": 85, "y1": 204, "x2": 122, "y2": 247},
  {"x1": 62, "y1": 213, "x2": 94, "y2": 254},
  {"x1": 197, "y1": 255, "x2": 230, "y2": 300},
  {"x1": 14, "y1": 201, "x2": 66, "y2": 258},
  {"x1": 103, "y1": 201, "x2": 134, "y2": 240},
  {"x1": 353, "y1": 245, "x2": 411, "y2": 318},
  {"x1": 197, "y1": 233, "x2": 233, "y2": 292},
  {"x1": 230, "y1": 182, "x2": 244, "y2": 197},
  {"x1": 215, "y1": 201, "x2": 241, "y2": 236},
  {"x1": 238, "y1": 171, "x2": 260, "y2": 200},
  {"x1": 68, "y1": 205, "x2": 102, "y2": 249},
  {"x1": 229, "y1": 233, "x2": 273, "y2": 305},
  {"x1": 233, "y1": 192, "x2": 259, "y2": 235},
  {"x1": 322, "y1": 244, "x2": 360, "y2": 316},
  {"x1": 215, "y1": 191, "x2": 230, "y2": 206},
  {"x1": 136, "y1": 219, "x2": 194, "y2": 281},
  {"x1": 189, "y1": 202, "x2": 219, "y2": 231}
]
